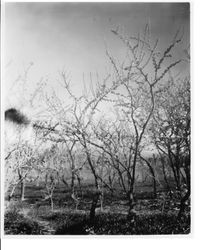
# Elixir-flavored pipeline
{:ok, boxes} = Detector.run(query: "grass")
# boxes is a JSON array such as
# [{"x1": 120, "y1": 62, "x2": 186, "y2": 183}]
[
  {"x1": 4, "y1": 182, "x2": 190, "y2": 235},
  {"x1": 4, "y1": 209, "x2": 44, "y2": 235},
  {"x1": 54, "y1": 211, "x2": 190, "y2": 235}
]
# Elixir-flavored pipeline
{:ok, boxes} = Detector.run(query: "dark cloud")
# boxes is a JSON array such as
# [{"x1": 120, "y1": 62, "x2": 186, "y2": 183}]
[{"x1": 5, "y1": 108, "x2": 30, "y2": 126}]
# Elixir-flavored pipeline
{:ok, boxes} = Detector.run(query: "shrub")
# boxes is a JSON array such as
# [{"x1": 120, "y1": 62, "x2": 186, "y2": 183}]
[
  {"x1": 55, "y1": 212, "x2": 190, "y2": 235},
  {"x1": 4, "y1": 209, "x2": 44, "y2": 235},
  {"x1": 55, "y1": 213, "x2": 89, "y2": 235}
]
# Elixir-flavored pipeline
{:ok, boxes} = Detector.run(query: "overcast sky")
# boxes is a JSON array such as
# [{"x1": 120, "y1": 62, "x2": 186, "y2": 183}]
[{"x1": 4, "y1": 2, "x2": 190, "y2": 110}]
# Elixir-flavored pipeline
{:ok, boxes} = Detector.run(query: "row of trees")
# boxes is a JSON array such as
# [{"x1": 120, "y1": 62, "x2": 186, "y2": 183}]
[{"x1": 5, "y1": 27, "x2": 190, "y2": 219}]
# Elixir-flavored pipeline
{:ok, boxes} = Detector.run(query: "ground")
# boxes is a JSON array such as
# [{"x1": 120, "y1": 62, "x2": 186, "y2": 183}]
[{"x1": 4, "y1": 183, "x2": 190, "y2": 235}]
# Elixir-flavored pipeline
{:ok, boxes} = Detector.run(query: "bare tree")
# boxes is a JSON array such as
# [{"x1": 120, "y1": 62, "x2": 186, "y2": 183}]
[
  {"x1": 100, "y1": 26, "x2": 183, "y2": 215},
  {"x1": 37, "y1": 26, "x2": 185, "y2": 218},
  {"x1": 5, "y1": 142, "x2": 35, "y2": 202},
  {"x1": 150, "y1": 77, "x2": 190, "y2": 218}
]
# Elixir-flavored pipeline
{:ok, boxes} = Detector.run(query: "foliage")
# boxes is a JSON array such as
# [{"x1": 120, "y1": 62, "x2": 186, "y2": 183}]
[
  {"x1": 4, "y1": 209, "x2": 44, "y2": 235},
  {"x1": 55, "y1": 212, "x2": 190, "y2": 235}
]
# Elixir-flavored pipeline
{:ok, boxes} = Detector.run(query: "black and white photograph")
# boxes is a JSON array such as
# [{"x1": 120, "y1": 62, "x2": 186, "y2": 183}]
[{"x1": 2, "y1": 1, "x2": 190, "y2": 236}]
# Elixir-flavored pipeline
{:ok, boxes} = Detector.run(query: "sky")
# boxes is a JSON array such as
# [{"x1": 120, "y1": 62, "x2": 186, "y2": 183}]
[{"x1": 4, "y1": 2, "x2": 190, "y2": 113}]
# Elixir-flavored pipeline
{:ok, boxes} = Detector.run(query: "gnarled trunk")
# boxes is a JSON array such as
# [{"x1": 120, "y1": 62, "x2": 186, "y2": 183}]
[{"x1": 89, "y1": 190, "x2": 101, "y2": 224}]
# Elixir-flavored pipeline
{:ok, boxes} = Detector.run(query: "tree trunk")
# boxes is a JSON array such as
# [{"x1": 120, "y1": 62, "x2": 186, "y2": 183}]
[
  {"x1": 76, "y1": 174, "x2": 83, "y2": 197},
  {"x1": 177, "y1": 189, "x2": 190, "y2": 220},
  {"x1": 177, "y1": 158, "x2": 190, "y2": 220},
  {"x1": 71, "y1": 170, "x2": 75, "y2": 194},
  {"x1": 50, "y1": 197, "x2": 54, "y2": 211},
  {"x1": 160, "y1": 156, "x2": 171, "y2": 194},
  {"x1": 89, "y1": 190, "x2": 101, "y2": 224},
  {"x1": 140, "y1": 156, "x2": 157, "y2": 198},
  {"x1": 8, "y1": 185, "x2": 16, "y2": 201},
  {"x1": 128, "y1": 192, "x2": 135, "y2": 212},
  {"x1": 153, "y1": 177, "x2": 157, "y2": 198},
  {"x1": 168, "y1": 148, "x2": 181, "y2": 192},
  {"x1": 20, "y1": 179, "x2": 25, "y2": 201}
]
